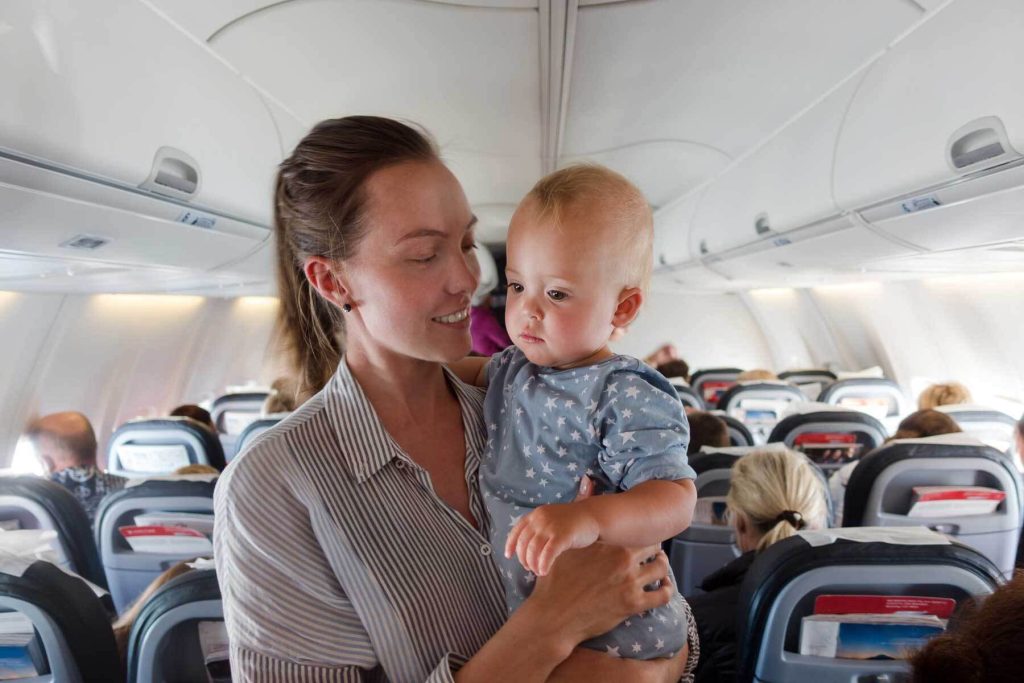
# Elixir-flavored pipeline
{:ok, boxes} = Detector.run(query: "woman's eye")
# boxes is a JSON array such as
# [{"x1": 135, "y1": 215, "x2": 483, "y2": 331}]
[
  {"x1": 547, "y1": 290, "x2": 567, "y2": 301},
  {"x1": 411, "y1": 254, "x2": 436, "y2": 263},
  {"x1": 508, "y1": 283, "x2": 524, "y2": 294}
]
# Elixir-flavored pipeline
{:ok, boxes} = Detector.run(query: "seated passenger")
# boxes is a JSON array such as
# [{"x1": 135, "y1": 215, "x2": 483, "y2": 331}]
[
  {"x1": 910, "y1": 571, "x2": 1023, "y2": 683},
  {"x1": 23, "y1": 412, "x2": 126, "y2": 524},
  {"x1": 687, "y1": 411, "x2": 730, "y2": 455},
  {"x1": 645, "y1": 342, "x2": 680, "y2": 367},
  {"x1": 829, "y1": 409, "x2": 962, "y2": 525},
  {"x1": 261, "y1": 377, "x2": 299, "y2": 415},
  {"x1": 737, "y1": 368, "x2": 777, "y2": 382},
  {"x1": 1016, "y1": 415, "x2": 1023, "y2": 471},
  {"x1": 169, "y1": 404, "x2": 217, "y2": 433},
  {"x1": 687, "y1": 448, "x2": 828, "y2": 683},
  {"x1": 469, "y1": 293, "x2": 512, "y2": 356},
  {"x1": 918, "y1": 382, "x2": 972, "y2": 410},
  {"x1": 173, "y1": 464, "x2": 219, "y2": 476},
  {"x1": 657, "y1": 358, "x2": 691, "y2": 384},
  {"x1": 112, "y1": 560, "x2": 195, "y2": 664}
]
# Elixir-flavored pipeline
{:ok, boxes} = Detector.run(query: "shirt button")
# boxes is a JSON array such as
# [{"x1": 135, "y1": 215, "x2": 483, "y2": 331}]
[
  {"x1": 480, "y1": 544, "x2": 492, "y2": 557},
  {"x1": 394, "y1": 460, "x2": 406, "y2": 470}
]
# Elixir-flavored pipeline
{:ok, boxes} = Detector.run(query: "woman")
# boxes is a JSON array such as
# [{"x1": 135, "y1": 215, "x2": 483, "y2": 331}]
[
  {"x1": 687, "y1": 449, "x2": 828, "y2": 683},
  {"x1": 213, "y1": 117, "x2": 693, "y2": 682}
]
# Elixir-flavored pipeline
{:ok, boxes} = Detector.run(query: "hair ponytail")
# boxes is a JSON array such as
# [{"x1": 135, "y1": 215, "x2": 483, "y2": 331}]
[
  {"x1": 727, "y1": 448, "x2": 828, "y2": 553},
  {"x1": 271, "y1": 116, "x2": 439, "y2": 400}
]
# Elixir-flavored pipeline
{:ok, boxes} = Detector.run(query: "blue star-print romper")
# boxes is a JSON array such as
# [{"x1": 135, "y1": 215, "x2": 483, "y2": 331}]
[{"x1": 480, "y1": 346, "x2": 696, "y2": 659}]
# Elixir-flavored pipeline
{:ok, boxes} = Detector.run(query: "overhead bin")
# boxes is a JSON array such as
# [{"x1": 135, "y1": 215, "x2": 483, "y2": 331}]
[
  {"x1": 0, "y1": 0, "x2": 281, "y2": 270},
  {"x1": 689, "y1": 75, "x2": 863, "y2": 256},
  {"x1": 654, "y1": 190, "x2": 705, "y2": 267},
  {"x1": 833, "y1": 0, "x2": 1024, "y2": 250}
]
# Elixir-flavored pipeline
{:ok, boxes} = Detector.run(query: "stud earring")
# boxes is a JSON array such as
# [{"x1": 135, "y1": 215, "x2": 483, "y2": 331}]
[{"x1": 342, "y1": 303, "x2": 352, "y2": 313}]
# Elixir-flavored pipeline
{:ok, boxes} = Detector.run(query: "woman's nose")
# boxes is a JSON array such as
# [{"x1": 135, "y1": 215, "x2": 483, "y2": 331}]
[{"x1": 451, "y1": 248, "x2": 480, "y2": 296}]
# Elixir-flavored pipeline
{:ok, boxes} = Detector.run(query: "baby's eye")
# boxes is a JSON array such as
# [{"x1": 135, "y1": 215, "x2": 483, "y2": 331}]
[
  {"x1": 547, "y1": 290, "x2": 568, "y2": 301},
  {"x1": 462, "y1": 240, "x2": 477, "y2": 252},
  {"x1": 508, "y1": 282, "x2": 524, "y2": 294}
]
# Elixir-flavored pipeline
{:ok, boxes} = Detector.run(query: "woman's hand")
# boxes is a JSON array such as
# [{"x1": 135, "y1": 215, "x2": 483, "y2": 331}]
[{"x1": 547, "y1": 644, "x2": 690, "y2": 683}]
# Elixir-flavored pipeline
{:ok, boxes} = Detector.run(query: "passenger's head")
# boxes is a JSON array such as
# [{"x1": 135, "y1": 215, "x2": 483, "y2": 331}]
[
  {"x1": 657, "y1": 359, "x2": 690, "y2": 383},
  {"x1": 262, "y1": 377, "x2": 299, "y2": 415},
  {"x1": 891, "y1": 409, "x2": 962, "y2": 441},
  {"x1": 737, "y1": 368, "x2": 777, "y2": 382},
  {"x1": 169, "y1": 404, "x2": 215, "y2": 433},
  {"x1": 918, "y1": 382, "x2": 972, "y2": 410},
  {"x1": 686, "y1": 411, "x2": 729, "y2": 455},
  {"x1": 23, "y1": 412, "x2": 98, "y2": 474},
  {"x1": 504, "y1": 164, "x2": 652, "y2": 368},
  {"x1": 1016, "y1": 416, "x2": 1023, "y2": 463},
  {"x1": 910, "y1": 571, "x2": 1024, "y2": 683},
  {"x1": 727, "y1": 448, "x2": 828, "y2": 553},
  {"x1": 112, "y1": 560, "x2": 196, "y2": 663},
  {"x1": 275, "y1": 116, "x2": 479, "y2": 398},
  {"x1": 173, "y1": 464, "x2": 219, "y2": 475}
]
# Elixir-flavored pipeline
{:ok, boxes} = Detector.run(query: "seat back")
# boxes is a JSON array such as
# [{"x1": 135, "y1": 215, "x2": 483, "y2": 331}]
[
  {"x1": 844, "y1": 434, "x2": 1023, "y2": 578},
  {"x1": 127, "y1": 569, "x2": 224, "y2": 683},
  {"x1": 690, "y1": 368, "x2": 742, "y2": 409},
  {"x1": 937, "y1": 404, "x2": 1020, "y2": 455},
  {"x1": 817, "y1": 378, "x2": 908, "y2": 432},
  {"x1": 0, "y1": 560, "x2": 121, "y2": 683},
  {"x1": 778, "y1": 369, "x2": 837, "y2": 401},
  {"x1": 0, "y1": 477, "x2": 106, "y2": 588},
  {"x1": 736, "y1": 528, "x2": 1003, "y2": 683},
  {"x1": 108, "y1": 418, "x2": 226, "y2": 476},
  {"x1": 211, "y1": 391, "x2": 269, "y2": 457},
  {"x1": 94, "y1": 479, "x2": 216, "y2": 612},
  {"x1": 231, "y1": 415, "x2": 284, "y2": 462},
  {"x1": 718, "y1": 382, "x2": 807, "y2": 444},
  {"x1": 712, "y1": 412, "x2": 755, "y2": 447},
  {"x1": 768, "y1": 407, "x2": 887, "y2": 475}
]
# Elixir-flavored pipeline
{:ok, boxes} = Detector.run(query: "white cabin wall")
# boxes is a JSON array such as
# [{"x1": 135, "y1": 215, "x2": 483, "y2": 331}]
[
  {"x1": 613, "y1": 290, "x2": 774, "y2": 373},
  {"x1": 0, "y1": 292, "x2": 280, "y2": 467}
]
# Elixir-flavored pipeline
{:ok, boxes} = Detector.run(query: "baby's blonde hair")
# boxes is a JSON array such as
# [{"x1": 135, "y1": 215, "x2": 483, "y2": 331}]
[
  {"x1": 524, "y1": 164, "x2": 653, "y2": 291},
  {"x1": 727, "y1": 448, "x2": 828, "y2": 553}
]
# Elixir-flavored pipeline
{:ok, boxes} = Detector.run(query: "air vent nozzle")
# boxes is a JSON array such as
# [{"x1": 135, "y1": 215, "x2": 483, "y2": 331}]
[{"x1": 60, "y1": 234, "x2": 110, "y2": 250}]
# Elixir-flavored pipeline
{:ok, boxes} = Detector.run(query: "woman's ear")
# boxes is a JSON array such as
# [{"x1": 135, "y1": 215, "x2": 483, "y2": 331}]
[
  {"x1": 611, "y1": 287, "x2": 644, "y2": 328},
  {"x1": 304, "y1": 257, "x2": 350, "y2": 308}
]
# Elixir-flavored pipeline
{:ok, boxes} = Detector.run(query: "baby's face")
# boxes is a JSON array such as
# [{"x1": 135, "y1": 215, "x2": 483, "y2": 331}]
[{"x1": 504, "y1": 200, "x2": 627, "y2": 368}]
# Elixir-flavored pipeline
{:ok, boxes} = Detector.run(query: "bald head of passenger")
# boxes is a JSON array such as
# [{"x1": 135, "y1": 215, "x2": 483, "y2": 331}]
[{"x1": 23, "y1": 411, "x2": 98, "y2": 474}]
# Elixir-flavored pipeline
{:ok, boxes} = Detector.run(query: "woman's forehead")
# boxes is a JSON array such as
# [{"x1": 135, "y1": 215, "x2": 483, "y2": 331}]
[{"x1": 363, "y1": 161, "x2": 472, "y2": 237}]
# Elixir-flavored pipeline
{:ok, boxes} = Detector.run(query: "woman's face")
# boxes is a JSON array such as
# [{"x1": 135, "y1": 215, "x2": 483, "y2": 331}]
[{"x1": 339, "y1": 161, "x2": 480, "y2": 364}]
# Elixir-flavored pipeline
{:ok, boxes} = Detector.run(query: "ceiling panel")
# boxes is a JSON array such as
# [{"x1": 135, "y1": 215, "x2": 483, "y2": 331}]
[
  {"x1": 564, "y1": 0, "x2": 924, "y2": 176},
  {"x1": 208, "y1": 0, "x2": 542, "y2": 212}
]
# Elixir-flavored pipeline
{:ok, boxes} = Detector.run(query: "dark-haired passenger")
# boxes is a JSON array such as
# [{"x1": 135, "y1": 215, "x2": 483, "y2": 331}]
[
  {"x1": 657, "y1": 359, "x2": 691, "y2": 384},
  {"x1": 686, "y1": 412, "x2": 729, "y2": 455},
  {"x1": 22, "y1": 411, "x2": 126, "y2": 524},
  {"x1": 170, "y1": 404, "x2": 217, "y2": 433}
]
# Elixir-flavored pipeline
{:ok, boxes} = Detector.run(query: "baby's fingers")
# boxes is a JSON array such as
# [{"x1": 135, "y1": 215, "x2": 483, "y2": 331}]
[
  {"x1": 525, "y1": 532, "x2": 551, "y2": 575},
  {"x1": 535, "y1": 537, "x2": 567, "y2": 577},
  {"x1": 515, "y1": 526, "x2": 537, "y2": 571},
  {"x1": 505, "y1": 515, "x2": 529, "y2": 558}
]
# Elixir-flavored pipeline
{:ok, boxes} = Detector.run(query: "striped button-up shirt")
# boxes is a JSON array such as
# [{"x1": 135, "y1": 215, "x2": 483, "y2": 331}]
[{"x1": 214, "y1": 360, "x2": 507, "y2": 682}]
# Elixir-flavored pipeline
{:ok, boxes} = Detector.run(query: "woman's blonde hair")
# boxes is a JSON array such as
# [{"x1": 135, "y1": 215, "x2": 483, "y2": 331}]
[
  {"x1": 918, "y1": 382, "x2": 972, "y2": 410},
  {"x1": 737, "y1": 368, "x2": 778, "y2": 382},
  {"x1": 112, "y1": 560, "x2": 195, "y2": 664},
  {"x1": 727, "y1": 448, "x2": 828, "y2": 553}
]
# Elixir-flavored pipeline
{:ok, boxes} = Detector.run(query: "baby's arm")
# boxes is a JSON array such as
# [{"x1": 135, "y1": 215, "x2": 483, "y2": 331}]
[
  {"x1": 506, "y1": 479, "x2": 696, "y2": 577},
  {"x1": 446, "y1": 357, "x2": 490, "y2": 387}
]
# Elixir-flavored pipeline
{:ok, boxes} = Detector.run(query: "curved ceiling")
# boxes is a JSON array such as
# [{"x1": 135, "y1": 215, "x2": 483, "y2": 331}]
[{"x1": 145, "y1": 0, "x2": 935, "y2": 245}]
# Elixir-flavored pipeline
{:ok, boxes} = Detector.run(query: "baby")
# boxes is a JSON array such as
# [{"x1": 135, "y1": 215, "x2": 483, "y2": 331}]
[{"x1": 454, "y1": 164, "x2": 697, "y2": 660}]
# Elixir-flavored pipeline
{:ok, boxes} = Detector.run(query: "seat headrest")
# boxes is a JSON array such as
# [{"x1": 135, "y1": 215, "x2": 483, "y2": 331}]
[
  {"x1": 768, "y1": 410, "x2": 888, "y2": 449},
  {"x1": 211, "y1": 392, "x2": 269, "y2": 435},
  {"x1": 108, "y1": 418, "x2": 225, "y2": 475}
]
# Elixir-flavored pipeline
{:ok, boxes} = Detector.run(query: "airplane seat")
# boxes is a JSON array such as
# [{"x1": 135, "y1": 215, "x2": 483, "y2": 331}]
[
  {"x1": 95, "y1": 479, "x2": 216, "y2": 613},
  {"x1": 210, "y1": 391, "x2": 269, "y2": 456},
  {"x1": 670, "y1": 445, "x2": 833, "y2": 596},
  {"x1": 778, "y1": 369, "x2": 837, "y2": 401},
  {"x1": 717, "y1": 382, "x2": 807, "y2": 445},
  {"x1": 843, "y1": 434, "x2": 1023, "y2": 578},
  {"x1": 0, "y1": 476, "x2": 106, "y2": 589},
  {"x1": 231, "y1": 415, "x2": 285, "y2": 462},
  {"x1": 936, "y1": 404, "x2": 1020, "y2": 456},
  {"x1": 711, "y1": 412, "x2": 755, "y2": 447},
  {"x1": 735, "y1": 527, "x2": 1003, "y2": 683},
  {"x1": 127, "y1": 569, "x2": 224, "y2": 683},
  {"x1": 107, "y1": 417, "x2": 226, "y2": 476},
  {"x1": 672, "y1": 383, "x2": 705, "y2": 411},
  {"x1": 690, "y1": 368, "x2": 742, "y2": 409},
  {"x1": 816, "y1": 378, "x2": 908, "y2": 433},
  {"x1": 0, "y1": 559, "x2": 121, "y2": 682},
  {"x1": 768, "y1": 406, "x2": 887, "y2": 476}
]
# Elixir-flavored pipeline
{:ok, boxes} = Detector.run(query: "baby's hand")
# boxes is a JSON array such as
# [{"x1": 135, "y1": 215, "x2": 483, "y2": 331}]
[{"x1": 505, "y1": 503, "x2": 600, "y2": 577}]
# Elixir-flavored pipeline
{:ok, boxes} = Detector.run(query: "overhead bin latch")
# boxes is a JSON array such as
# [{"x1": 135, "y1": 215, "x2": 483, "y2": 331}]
[
  {"x1": 139, "y1": 146, "x2": 202, "y2": 200},
  {"x1": 946, "y1": 116, "x2": 1021, "y2": 174}
]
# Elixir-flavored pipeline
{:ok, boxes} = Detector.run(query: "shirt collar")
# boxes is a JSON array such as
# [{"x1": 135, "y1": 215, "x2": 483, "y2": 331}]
[{"x1": 323, "y1": 358, "x2": 486, "y2": 484}]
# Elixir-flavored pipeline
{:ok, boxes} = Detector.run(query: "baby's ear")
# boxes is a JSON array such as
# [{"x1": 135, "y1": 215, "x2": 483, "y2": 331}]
[{"x1": 612, "y1": 287, "x2": 643, "y2": 328}]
